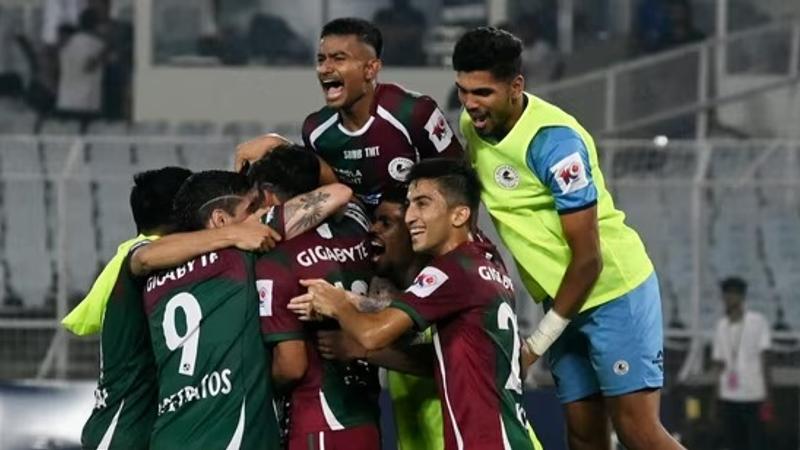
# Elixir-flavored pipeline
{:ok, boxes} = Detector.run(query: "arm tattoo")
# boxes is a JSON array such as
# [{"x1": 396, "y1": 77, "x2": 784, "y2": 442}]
[
  {"x1": 285, "y1": 190, "x2": 331, "y2": 235},
  {"x1": 355, "y1": 295, "x2": 392, "y2": 313}
]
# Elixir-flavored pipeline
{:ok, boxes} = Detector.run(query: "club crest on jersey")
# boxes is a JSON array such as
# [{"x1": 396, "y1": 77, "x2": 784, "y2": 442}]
[
  {"x1": 494, "y1": 164, "x2": 520, "y2": 189},
  {"x1": 424, "y1": 108, "x2": 454, "y2": 152},
  {"x1": 550, "y1": 152, "x2": 589, "y2": 194},
  {"x1": 406, "y1": 266, "x2": 448, "y2": 298},
  {"x1": 256, "y1": 279, "x2": 273, "y2": 317},
  {"x1": 388, "y1": 157, "x2": 414, "y2": 182}
]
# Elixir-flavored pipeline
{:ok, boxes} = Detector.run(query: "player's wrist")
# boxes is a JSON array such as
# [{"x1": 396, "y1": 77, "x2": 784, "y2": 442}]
[{"x1": 525, "y1": 310, "x2": 570, "y2": 357}]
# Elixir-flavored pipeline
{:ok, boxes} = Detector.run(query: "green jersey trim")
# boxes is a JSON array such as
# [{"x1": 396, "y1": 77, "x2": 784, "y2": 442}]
[
  {"x1": 263, "y1": 332, "x2": 306, "y2": 344},
  {"x1": 389, "y1": 301, "x2": 428, "y2": 330}
]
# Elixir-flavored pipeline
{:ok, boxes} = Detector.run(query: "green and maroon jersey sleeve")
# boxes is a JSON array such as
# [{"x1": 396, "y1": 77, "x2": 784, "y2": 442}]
[
  {"x1": 389, "y1": 241, "x2": 535, "y2": 450},
  {"x1": 143, "y1": 249, "x2": 279, "y2": 450},
  {"x1": 301, "y1": 83, "x2": 463, "y2": 210},
  {"x1": 82, "y1": 247, "x2": 157, "y2": 450},
  {"x1": 255, "y1": 252, "x2": 304, "y2": 344},
  {"x1": 256, "y1": 202, "x2": 378, "y2": 436}
]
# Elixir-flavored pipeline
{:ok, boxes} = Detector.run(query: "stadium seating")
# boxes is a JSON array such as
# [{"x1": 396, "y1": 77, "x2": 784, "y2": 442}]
[{"x1": 0, "y1": 127, "x2": 798, "y2": 337}]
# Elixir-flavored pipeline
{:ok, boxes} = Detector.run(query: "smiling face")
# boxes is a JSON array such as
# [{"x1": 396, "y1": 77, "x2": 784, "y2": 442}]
[
  {"x1": 316, "y1": 34, "x2": 381, "y2": 110},
  {"x1": 455, "y1": 70, "x2": 524, "y2": 140},
  {"x1": 405, "y1": 179, "x2": 470, "y2": 256},
  {"x1": 370, "y1": 200, "x2": 414, "y2": 277}
]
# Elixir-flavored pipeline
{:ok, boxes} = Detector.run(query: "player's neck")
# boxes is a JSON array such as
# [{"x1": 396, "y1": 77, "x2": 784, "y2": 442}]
[
  {"x1": 338, "y1": 88, "x2": 375, "y2": 131},
  {"x1": 488, "y1": 94, "x2": 527, "y2": 142},
  {"x1": 432, "y1": 232, "x2": 469, "y2": 257}
]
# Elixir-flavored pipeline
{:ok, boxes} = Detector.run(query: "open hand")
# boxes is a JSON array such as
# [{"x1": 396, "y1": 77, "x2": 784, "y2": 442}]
[
  {"x1": 287, "y1": 279, "x2": 347, "y2": 319},
  {"x1": 229, "y1": 207, "x2": 281, "y2": 252}
]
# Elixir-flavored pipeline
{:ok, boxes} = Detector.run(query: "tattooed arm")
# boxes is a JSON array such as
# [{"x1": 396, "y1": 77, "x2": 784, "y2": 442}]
[
  {"x1": 348, "y1": 292, "x2": 393, "y2": 313},
  {"x1": 281, "y1": 183, "x2": 352, "y2": 239}
]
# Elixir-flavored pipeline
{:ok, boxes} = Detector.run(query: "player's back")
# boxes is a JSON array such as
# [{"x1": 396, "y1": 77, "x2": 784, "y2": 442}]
[
  {"x1": 143, "y1": 248, "x2": 278, "y2": 450},
  {"x1": 81, "y1": 253, "x2": 157, "y2": 450},
  {"x1": 302, "y1": 83, "x2": 461, "y2": 209},
  {"x1": 258, "y1": 202, "x2": 378, "y2": 436}
]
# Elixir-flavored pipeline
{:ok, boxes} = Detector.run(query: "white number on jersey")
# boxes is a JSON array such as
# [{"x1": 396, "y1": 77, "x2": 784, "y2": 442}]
[
  {"x1": 163, "y1": 292, "x2": 202, "y2": 376},
  {"x1": 497, "y1": 302, "x2": 522, "y2": 394}
]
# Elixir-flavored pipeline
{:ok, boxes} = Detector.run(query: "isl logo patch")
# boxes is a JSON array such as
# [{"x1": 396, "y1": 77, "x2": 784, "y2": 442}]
[{"x1": 550, "y1": 152, "x2": 589, "y2": 194}]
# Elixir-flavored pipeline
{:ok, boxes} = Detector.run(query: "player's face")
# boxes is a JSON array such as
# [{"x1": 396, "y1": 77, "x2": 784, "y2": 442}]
[
  {"x1": 316, "y1": 35, "x2": 381, "y2": 110},
  {"x1": 209, "y1": 190, "x2": 260, "y2": 229},
  {"x1": 405, "y1": 180, "x2": 455, "y2": 256},
  {"x1": 455, "y1": 70, "x2": 524, "y2": 138},
  {"x1": 370, "y1": 201, "x2": 414, "y2": 277}
]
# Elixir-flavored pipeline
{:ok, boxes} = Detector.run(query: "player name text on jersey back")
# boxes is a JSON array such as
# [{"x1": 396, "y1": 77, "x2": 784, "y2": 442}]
[
  {"x1": 157, "y1": 368, "x2": 233, "y2": 416},
  {"x1": 145, "y1": 253, "x2": 220, "y2": 292}
]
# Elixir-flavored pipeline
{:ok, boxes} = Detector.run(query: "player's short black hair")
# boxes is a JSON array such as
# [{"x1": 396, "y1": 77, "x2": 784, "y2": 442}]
[
  {"x1": 173, "y1": 170, "x2": 251, "y2": 232},
  {"x1": 407, "y1": 158, "x2": 481, "y2": 217},
  {"x1": 379, "y1": 182, "x2": 409, "y2": 207},
  {"x1": 129, "y1": 166, "x2": 192, "y2": 234},
  {"x1": 721, "y1": 276, "x2": 748, "y2": 297},
  {"x1": 321, "y1": 17, "x2": 383, "y2": 58},
  {"x1": 452, "y1": 26, "x2": 523, "y2": 80},
  {"x1": 248, "y1": 144, "x2": 320, "y2": 202}
]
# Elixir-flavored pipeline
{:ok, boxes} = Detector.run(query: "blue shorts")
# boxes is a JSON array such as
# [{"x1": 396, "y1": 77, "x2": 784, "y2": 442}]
[{"x1": 545, "y1": 272, "x2": 664, "y2": 404}]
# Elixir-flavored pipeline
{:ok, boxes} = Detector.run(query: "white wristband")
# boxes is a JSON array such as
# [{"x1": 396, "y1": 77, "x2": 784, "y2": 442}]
[{"x1": 525, "y1": 310, "x2": 570, "y2": 356}]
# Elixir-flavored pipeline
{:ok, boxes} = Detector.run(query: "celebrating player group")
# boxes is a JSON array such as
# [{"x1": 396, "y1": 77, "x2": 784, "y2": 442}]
[{"x1": 65, "y1": 17, "x2": 686, "y2": 450}]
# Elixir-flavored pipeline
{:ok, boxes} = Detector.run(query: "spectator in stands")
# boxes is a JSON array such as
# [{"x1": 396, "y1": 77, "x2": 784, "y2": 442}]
[
  {"x1": 373, "y1": 0, "x2": 427, "y2": 66},
  {"x1": 711, "y1": 276, "x2": 771, "y2": 450},
  {"x1": 664, "y1": 0, "x2": 704, "y2": 48},
  {"x1": 95, "y1": 1, "x2": 134, "y2": 119},
  {"x1": 56, "y1": 8, "x2": 105, "y2": 125},
  {"x1": 635, "y1": 0, "x2": 704, "y2": 54},
  {"x1": 246, "y1": 13, "x2": 310, "y2": 65}
]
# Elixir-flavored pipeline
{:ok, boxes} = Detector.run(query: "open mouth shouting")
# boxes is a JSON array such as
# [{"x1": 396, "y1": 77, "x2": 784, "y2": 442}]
[
  {"x1": 320, "y1": 79, "x2": 345, "y2": 102},
  {"x1": 468, "y1": 111, "x2": 489, "y2": 131},
  {"x1": 369, "y1": 237, "x2": 386, "y2": 264}
]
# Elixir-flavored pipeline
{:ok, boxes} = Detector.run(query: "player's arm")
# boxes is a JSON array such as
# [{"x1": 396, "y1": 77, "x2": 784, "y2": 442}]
[
  {"x1": 272, "y1": 340, "x2": 307, "y2": 389},
  {"x1": 280, "y1": 183, "x2": 353, "y2": 239},
  {"x1": 552, "y1": 207, "x2": 602, "y2": 319},
  {"x1": 235, "y1": 133, "x2": 337, "y2": 185},
  {"x1": 130, "y1": 210, "x2": 280, "y2": 276},
  {"x1": 521, "y1": 207, "x2": 601, "y2": 368},
  {"x1": 522, "y1": 128, "x2": 602, "y2": 365},
  {"x1": 289, "y1": 279, "x2": 413, "y2": 351},
  {"x1": 317, "y1": 330, "x2": 434, "y2": 376}
]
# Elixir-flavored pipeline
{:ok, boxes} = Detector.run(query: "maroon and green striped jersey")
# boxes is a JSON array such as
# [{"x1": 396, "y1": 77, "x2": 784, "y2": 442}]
[
  {"x1": 143, "y1": 249, "x2": 279, "y2": 450},
  {"x1": 81, "y1": 249, "x2": 157, "y2": 450},
  {"x1": 390, "y1": 240, "x2": 535, "y2": 450},
  {"x1": 257, "y1": 202, "x2": 378, "y2": 437},
  {"x1": 302, "y1": 83, "x2": 463, "y2": 208}
]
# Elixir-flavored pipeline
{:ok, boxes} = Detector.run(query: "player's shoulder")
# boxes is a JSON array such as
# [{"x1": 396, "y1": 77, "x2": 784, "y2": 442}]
[
  {"x1": 405, "y1": 261, "x2": 458, "y2": 298},
  {"x1": 377, "y1": 83, "x2": 439, "y2": 114},
  {"x1": 531, "y1": 126, "x2": 584, "y2": 151},
  {"x1": 339, "y1": 201, "x2": 371, "y2": 233},
  {"x1": 302, "y1": 106, "x2": 338, "y2": 136}
]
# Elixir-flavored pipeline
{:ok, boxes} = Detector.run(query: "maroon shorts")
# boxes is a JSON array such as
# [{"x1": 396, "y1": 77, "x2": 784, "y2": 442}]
[{"x1": 287, "y1": 424, "x2": 380, "y2": 450}]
